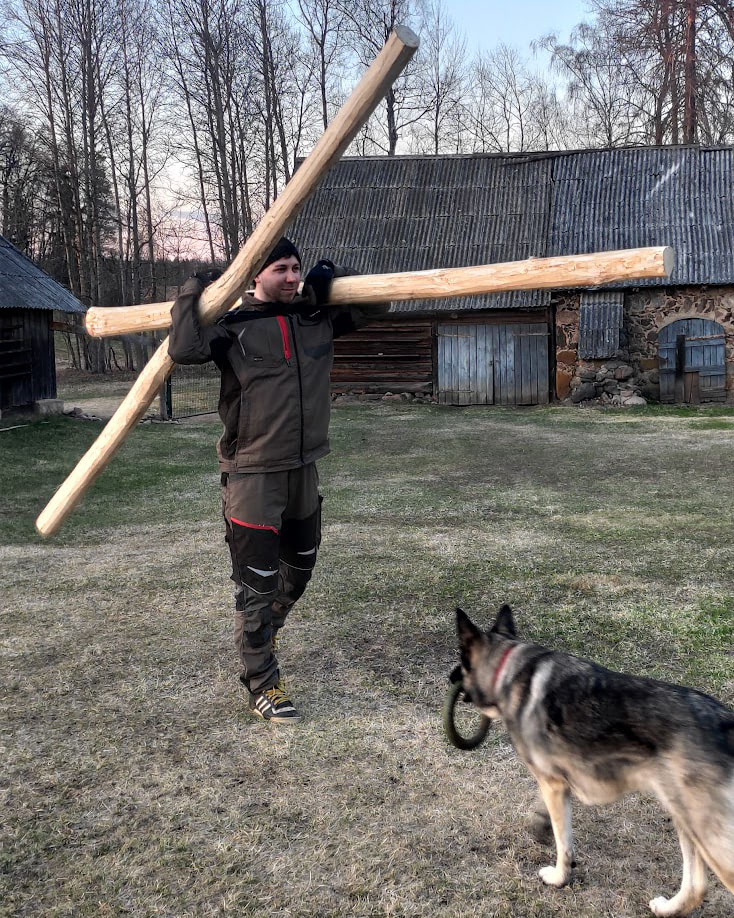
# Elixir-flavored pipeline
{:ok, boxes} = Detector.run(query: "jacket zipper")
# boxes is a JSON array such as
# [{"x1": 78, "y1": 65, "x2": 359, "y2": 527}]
[{"x1": 288, "y1": 315, "x2": 305, "y2": 463}]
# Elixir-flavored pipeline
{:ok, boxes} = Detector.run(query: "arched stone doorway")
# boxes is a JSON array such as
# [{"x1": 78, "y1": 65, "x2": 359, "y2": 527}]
[{"x1": 658, "y1": 317, "x2": 726, "y2": 403}]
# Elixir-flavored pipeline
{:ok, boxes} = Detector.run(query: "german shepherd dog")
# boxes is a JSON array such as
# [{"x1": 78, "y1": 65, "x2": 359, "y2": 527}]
[{"x1": 455, "y1": 605, "x2": 734, "y2": 916}]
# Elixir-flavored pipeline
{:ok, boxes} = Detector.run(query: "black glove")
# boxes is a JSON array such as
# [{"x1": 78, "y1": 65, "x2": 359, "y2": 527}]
[
  {"x1": 303, "y1": 259, "x2": 335, "y2": 307},
  {"x1": 192, "y1": 267, "x2": 223, "y2": 288}
]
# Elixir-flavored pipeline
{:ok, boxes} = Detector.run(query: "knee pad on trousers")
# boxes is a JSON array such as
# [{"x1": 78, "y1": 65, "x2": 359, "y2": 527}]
[
  {"x1": 229, "y1": 521, "x2": 280, "y2": 595},
  {"x1": 279, "y1": 501, "x2": 321, "y2": 572}
]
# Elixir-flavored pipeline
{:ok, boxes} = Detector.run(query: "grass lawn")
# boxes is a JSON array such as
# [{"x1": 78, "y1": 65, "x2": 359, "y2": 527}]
[
  {"x1": 56, "y1": 367, "x2": 140, "y2": 401},
  {"x1": 1, "y1": 403, "x2": 733, "y2": 917}
]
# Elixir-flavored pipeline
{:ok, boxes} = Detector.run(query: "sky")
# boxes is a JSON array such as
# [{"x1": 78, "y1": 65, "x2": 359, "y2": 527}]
[{"x1": 447, "y1": 0, "x2": 592, "y2": 59}]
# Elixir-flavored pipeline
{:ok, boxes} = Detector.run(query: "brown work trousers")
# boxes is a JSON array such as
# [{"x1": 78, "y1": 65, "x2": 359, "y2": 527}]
[{"x1": 221, "y1": 464, "x2": 321, "y2": 693}]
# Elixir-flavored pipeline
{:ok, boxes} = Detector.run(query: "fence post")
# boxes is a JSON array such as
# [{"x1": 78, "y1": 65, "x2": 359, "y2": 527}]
[{"x1": 159, "y1": 376, "x2": 172, "y2": 420}]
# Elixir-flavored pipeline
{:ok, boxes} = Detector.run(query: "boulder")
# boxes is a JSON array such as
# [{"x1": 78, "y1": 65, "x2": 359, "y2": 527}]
[{"x1": 570, "y1": 381, "x2": 597, "y2": 403}]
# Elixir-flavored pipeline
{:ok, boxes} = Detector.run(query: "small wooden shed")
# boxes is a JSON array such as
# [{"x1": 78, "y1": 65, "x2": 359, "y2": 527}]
[
  {"x1": 290, "y1": 146, "x2": 734, "y2": 406},
  {"x1": 0, "y1": 235, "x2": 85, "y2": 413}
]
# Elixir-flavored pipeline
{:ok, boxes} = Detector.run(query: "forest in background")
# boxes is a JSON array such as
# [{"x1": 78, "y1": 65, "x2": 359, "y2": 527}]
[{"x1": 1, "y1": 0, "x2": 734, "y2": 370}]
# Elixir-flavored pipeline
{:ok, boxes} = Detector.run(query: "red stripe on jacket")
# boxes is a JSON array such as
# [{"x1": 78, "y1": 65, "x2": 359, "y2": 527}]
[{"x1": 276, "y1": 316, "x2": 291, "y2": 360}]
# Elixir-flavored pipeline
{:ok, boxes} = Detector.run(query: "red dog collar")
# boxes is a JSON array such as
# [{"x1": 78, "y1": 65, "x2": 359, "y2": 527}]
[{"x1": 491, "y1": 645, "x2": 517, "y2": 694}]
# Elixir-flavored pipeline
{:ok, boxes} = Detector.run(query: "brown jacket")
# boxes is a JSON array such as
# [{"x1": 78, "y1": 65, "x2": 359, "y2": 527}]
[{"x1": 168, "y1": 275, "x2": 386, "y2": 473}]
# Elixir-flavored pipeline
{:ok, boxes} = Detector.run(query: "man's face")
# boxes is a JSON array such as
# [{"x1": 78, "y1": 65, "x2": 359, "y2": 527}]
[{"x1": 253, "y1": 255, "x2": 301, "y2": 303}]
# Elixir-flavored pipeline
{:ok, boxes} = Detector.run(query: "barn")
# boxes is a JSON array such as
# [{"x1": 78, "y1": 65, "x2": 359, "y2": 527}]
[
  {"x1": 0, "y1": 235, "x2": 86, "y2": 415},
  {"x1": 290, "y1": 145, "x2": 734, "y2": 406}
]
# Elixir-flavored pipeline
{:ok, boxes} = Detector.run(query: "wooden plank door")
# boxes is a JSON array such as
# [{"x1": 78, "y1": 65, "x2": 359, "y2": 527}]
[
  {"x1": 437, "y1": 323, "x2": 491, "y2": 405},
  {"x1": 513, "y1": 324, "x2": 550, "y2": 405},
  {"x1": 437, "y1": 322, "x2": 549, "y2": 406},
  {"x1": 658, "y1": 318, "x2": 726, "y2": 404}
]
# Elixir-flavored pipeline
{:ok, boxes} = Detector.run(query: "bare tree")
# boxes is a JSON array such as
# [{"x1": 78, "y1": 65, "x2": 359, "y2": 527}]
[
  {"x1": 560, "y1": 0, "x2": 734, "y2": 146},
  {"x1": 292, "y1": 0, "x2": 347, "y2": 130},
  {"x1": 164, "y1": 0, "x2": 256, "y2": 260},
  {"x1": 408, "y1": 0, "x2": 469, "y2": 155},
  {"x1": 540, "y1": 23, "x2": 645, "y2": 148},
  {"x1": 0, "y1": 107, "x2": 47, "y2": 251},
  {"x1": 465, "y1": 45, "x2": 565, "y2": 153},
  {"x1": 336, "y1": 0, "x2": 425, "y2": 154}
]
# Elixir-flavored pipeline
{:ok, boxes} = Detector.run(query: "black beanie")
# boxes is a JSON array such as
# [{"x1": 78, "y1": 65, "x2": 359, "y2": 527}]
[{"x1": 259, "y1": 237, "x2": 301, "y2": 271}]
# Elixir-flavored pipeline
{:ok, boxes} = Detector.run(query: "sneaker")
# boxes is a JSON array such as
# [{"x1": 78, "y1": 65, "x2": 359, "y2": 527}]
[{"x1": 249, "y1": 683, "x2": 300, "y2": 724}]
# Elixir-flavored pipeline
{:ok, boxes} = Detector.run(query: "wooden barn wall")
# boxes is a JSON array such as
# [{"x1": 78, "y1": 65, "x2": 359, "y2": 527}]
[
  {"x1": 0, "y1": 309, "x2": 55, "y2": 410},
  {"x1": 332, "y1": 317, "x2": 433, "y2": 394},
  {"x1": 30, "y1": 310, "x2": 56, "y2": 400},
  {"x1": 331, "y1": 309, "x2": 551, "y2": 397}
]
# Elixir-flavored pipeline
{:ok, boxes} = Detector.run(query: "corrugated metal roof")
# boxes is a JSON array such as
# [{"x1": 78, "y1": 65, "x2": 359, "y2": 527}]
[
  {"x1": 548, "y1": 146, "x2": 734, "y2": 286},
  {"x1": 291, "y1": 154, "x2": 553, "y2": 312},
  {"x1": 0, "y1": 235, "x2": 85, "y2": 314},
  {"x1": 578, "y1": 292, "x2": 624, "y2": 359},
  {"x1": 289, "y1": 146, "x2": 734, "y2": 312}
]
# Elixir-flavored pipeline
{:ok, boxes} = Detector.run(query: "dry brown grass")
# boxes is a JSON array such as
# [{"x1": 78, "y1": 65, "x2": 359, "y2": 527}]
[{"x1": 2, "y1": 403, "x2": 733, "y2": 917}]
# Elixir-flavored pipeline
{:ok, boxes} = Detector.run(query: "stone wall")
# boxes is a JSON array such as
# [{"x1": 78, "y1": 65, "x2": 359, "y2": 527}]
[
  {"x1": 554, "y1": 293, "x2": 581, "y2": 401},
  {"x1": 553, "y1": 286, "x2": 734, "y2": 405}
]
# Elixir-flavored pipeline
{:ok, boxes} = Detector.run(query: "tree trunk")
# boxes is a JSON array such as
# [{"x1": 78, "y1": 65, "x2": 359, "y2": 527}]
[
  {"x1": 167, "y1": 17, "x2": 217, "y2": 263},
  {"x1": 682, "y1": 0, "x2": 697, "y2": 143}
]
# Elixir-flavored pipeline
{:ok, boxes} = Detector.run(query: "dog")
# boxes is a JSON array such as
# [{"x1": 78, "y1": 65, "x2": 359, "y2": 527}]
[{"x1": 455, "y1": 604, "x2": 734, "y2": 916}]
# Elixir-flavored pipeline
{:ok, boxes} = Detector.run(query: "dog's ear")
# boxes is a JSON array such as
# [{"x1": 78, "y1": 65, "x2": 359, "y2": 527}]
[
  {"x1": 456, "y1": 607, "x2": 483, "y2": 656},
  {"x1": 490, "y1": 604, "x2": 516, "y2": 638}
]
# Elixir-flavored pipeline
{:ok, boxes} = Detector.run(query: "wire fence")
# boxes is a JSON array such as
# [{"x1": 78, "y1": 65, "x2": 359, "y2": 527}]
[{"x1": 169, "y1": 364, "x2": 219, "y2": 418}]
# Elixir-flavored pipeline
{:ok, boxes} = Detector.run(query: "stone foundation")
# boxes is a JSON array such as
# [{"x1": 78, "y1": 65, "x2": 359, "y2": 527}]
[{"x1": 568, "y1": 360, "x2": 650, "y2": 406}]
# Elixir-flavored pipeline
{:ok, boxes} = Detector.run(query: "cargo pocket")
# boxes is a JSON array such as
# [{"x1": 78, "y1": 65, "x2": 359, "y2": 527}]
[{"x1": 236, "y1": 318, "x2": 285, "y2": 368}]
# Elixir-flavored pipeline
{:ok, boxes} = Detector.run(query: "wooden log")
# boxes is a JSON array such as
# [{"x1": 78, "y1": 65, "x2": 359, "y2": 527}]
[
  {"x1": 35, "y1": 25, "x2": 420, "y2": 539},
  {"x1": 85, "y1": 246, "x2": 674, "y2": 337}
]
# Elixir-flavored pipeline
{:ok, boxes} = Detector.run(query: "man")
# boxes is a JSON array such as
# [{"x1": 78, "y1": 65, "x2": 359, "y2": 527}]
[{"x1": 168, "y1": 237, "x2": 387, "y2": 725}]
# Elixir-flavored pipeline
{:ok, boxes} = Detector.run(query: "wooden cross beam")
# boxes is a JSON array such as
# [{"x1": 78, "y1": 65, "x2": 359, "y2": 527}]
[
  {"x1": 35, "y1": 25, "x2": 420, "y2": 539},
  {"x1": 85, "y1": 247, "x2": 674, "y2": 338}
]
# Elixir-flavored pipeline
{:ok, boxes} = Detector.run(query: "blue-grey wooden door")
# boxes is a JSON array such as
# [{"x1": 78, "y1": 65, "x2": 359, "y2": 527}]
[
  {"x1": 658, "y1": 318, "x2": 726, "y2": 404},
  {"x1": 437, "y1": 322, "x2": 550, "y2": 405}
]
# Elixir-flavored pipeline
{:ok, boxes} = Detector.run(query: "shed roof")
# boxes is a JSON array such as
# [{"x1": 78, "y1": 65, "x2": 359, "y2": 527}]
[
  {"x1": 289, "y1": 145, "x2": 734, "y2": 312},
  {"x1": 0, "y1": 235, "x2": 85, "y2": 315}
]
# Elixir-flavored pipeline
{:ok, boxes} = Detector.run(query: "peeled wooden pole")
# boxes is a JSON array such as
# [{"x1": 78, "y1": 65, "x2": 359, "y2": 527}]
[
  {"x1": 35, "y1": 25, "x2": 419, "y2": 539},
  {"x1": 86, "y1": 246, "x2": 675, "y2": 337}
]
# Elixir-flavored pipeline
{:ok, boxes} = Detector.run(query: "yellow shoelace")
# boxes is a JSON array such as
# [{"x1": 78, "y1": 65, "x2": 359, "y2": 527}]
[{"x1": 264, "y1": 685, "x2": 289, "y2": 704}]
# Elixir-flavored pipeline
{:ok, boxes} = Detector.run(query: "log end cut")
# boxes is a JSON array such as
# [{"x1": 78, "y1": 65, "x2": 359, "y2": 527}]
[
  {"x1": 662, "y1": 245, "x2": 675, "y2": 277},
  {"x1": 393, "y1": 24, "x2": 420, "y2": 49}
]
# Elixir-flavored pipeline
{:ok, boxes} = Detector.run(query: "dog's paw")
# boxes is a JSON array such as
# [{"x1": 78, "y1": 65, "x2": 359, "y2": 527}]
[
  {"x1": 649, "y1": 896, "x2": 683, "y2": 917},
  {"x1": 539, "y1": 865, "x2": 570, "y2": 888}
]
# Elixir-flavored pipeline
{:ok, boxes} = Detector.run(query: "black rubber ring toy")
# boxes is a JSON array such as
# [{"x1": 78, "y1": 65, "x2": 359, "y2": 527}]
[{"x1": 442, "y1": 667, "x2": 491, "y2": 751}]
